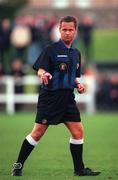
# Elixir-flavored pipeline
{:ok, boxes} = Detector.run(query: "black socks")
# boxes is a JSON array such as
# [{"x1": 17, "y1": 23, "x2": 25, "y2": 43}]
[
  {"x1": 70, "y1": 143, "x2": 84, "y2": 172},
  {"x1": 16, "y1": 139, "x2": 35, "y2": 166}
]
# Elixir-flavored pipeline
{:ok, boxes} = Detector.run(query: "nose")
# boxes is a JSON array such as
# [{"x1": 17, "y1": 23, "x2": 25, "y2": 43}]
[{"x1": 66, "y1": 30, "x2": 70, "y2": 35}]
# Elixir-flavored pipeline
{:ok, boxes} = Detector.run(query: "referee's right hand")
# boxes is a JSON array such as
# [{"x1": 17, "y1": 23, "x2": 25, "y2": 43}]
[{"x1": 38, "y1": 69, "x2": 52, "y2": 85}]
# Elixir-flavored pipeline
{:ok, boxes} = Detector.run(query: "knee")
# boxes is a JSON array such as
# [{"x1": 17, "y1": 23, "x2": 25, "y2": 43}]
[
  {"x1": 72, "y1": 126, "x2": 84, "y2": 139},
  {"x1": 30, "y1": 124, "x2": 48, "y2": 141},
  {"x1": 31, "y1": 128, "x2": 45, "y2": 141}
]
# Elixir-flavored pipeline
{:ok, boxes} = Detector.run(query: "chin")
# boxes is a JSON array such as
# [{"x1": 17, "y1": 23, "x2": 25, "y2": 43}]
[{"x1": 65, "y1": 39, "x2": 71, "y2": 44}]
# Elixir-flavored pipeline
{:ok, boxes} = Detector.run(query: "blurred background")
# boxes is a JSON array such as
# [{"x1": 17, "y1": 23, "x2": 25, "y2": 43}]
[{"x1": 0, "y1": 0, "x2": 118, "y2": 113}]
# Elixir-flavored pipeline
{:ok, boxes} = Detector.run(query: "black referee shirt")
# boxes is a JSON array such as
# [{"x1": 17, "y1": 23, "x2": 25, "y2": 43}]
[{"x1": 33, "y1": 40, "x2": 81, "y2": 90}]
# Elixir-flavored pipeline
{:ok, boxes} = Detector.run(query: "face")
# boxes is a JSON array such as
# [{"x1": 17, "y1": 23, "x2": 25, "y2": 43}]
[{"x1": 59, "y1": 22, "x2": 77, "y2": 45}]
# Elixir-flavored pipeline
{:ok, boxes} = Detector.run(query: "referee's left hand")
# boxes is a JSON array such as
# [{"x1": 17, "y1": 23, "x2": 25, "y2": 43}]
[{"x1": 77, "y1": 83, "x2": 85, "y2": 94}]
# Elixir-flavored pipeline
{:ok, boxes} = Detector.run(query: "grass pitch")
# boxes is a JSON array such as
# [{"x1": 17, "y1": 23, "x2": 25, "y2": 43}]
[
  {"x1": 0, "y1": 112, "x2": 118, "y2": 180},
  {"x1": 76, "y1": 29, "x2": 118, "y2": 61}
]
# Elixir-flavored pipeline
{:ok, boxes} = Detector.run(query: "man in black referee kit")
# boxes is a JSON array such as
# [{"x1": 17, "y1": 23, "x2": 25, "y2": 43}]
[{"x1": 11, "y1": 16, "x2": 101, "y2": 177}]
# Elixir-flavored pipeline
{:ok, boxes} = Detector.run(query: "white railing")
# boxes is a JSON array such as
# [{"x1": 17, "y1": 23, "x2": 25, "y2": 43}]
[{"x1": 0, "y1": 75, "x2": 96, "y2": 114}]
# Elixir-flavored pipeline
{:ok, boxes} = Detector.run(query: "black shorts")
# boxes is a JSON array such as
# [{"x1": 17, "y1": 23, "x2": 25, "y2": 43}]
[{"x1": 35, "y1": 89, "x2": 81, "y2": 125}]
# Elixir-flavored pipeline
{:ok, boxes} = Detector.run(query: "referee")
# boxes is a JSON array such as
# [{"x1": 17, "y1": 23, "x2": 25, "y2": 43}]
[{"x1": 11, "y1": 16, "x2": 101, "y2": 176}]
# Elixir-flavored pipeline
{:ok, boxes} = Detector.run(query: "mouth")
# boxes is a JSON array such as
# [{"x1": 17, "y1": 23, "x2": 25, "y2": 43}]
[{"x1": 65, "y1": 36, "x2": 71, "y2": 40}]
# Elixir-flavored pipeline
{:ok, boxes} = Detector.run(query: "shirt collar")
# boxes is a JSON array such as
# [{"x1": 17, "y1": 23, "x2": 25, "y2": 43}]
[{"x1": 57, "y1": 39, "x2": 74, "y2": 50}]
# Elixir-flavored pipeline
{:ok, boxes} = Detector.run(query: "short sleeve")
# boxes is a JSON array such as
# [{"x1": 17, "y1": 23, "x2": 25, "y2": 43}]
[{"x1": 33, "y1": 46, "x2": 51, "y2": 72}]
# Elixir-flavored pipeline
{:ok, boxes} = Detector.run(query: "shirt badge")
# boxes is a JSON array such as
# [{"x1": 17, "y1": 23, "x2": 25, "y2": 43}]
[{"x1": 59, "y1": 63, "x2": 67, "y2": 71}]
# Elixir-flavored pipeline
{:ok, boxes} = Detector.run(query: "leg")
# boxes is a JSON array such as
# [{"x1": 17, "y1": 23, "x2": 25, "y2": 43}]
[
  {"x1": 65, "y1": 121, "x2": 84, "y2": 139},
  {"x1": 65, "y1": 122, "x2": 84, "y2": 173},
  {"x1": 31, "y1": 123, "x2": 48, "y2": 141},
  {"x1": 12, "y1": 123, "x2": 48, "y2": 176},
  {"x1": 65, "y1": 121, "x2": 101, "y2": 176}
]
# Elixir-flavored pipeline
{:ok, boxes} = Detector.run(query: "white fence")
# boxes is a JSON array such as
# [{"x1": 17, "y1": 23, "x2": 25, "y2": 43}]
[{"x1": 0, "y1": 75, "x2": 96, "y2": 114}]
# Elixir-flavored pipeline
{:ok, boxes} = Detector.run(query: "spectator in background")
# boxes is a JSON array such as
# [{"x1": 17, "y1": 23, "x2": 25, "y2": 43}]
[
  {"x1": 0, "y1": 63, "x2": 5, "y2": 77},
  {"x1": 10, "y1": 58, "x2": 25, "y2": 111},
  {"x1": 96, "y1": 73, "x2": 111, "y2": 110},
  {"x1": 47, "y1": 14, "x2": 59, "y2": 43},
  {"x1": 78, "y1": 14, "x2": 94, "y2": 63},
  {"x1": 0, "y1": 63, "x2": 5, "y2": 93},
  {"x1": 10, "y1": 16, "x2": 31, "y2": 64},
  {"x1": 0, "y1": 18, "x2": 12, "y2": 73},
  {"x1": 110, "y1": 73, "x2": 118, "y2": 110},
  {"x1": 0, "y1": 20, "x2": 5, "y2": 64},
  {"x1": 49, "y1": 21, "x2": 60, "y2": 42},
  {"x1": 26, "y1": 15, "x2": 44, "y2": 65}
]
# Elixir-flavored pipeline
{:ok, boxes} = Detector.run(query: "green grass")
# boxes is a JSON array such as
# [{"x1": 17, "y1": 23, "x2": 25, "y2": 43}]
[
  {"x1": 93, "y1": 30, "x2": 118, "y2": 61},
  {"x1": 0, "y1": 112, "x2": 118, "y2": 180},
  {"x1": 76, "y1": 29, "x2": 118, "y2": 62}
]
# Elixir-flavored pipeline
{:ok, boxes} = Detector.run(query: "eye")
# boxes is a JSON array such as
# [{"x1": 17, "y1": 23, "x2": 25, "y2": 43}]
[
  {"x1": 63, "y1": 29, "x2": 67, "y2": 32},
  {"x1": 62, "y1": 29, "x2": 74, "y2": 32},
  {"x1": 69, "y1": 29, "x2": 73, "y2": 32}
]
